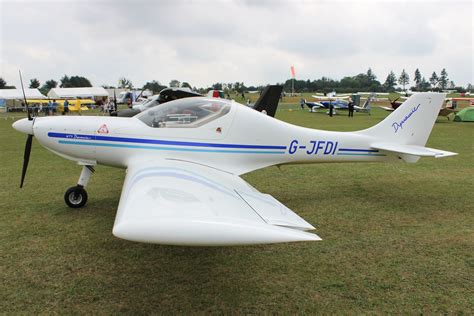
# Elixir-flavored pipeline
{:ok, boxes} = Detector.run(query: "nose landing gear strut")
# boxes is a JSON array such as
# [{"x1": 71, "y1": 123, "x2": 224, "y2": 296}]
[{"x1": 64, "y1": 165, "x2": 94, "y2": 208}]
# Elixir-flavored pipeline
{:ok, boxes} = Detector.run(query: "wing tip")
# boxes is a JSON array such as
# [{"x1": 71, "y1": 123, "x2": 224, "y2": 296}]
[
  {"x1": 113, "y1": 220, "x2": 322, "y2": 246},
  {"x1": 434, "y1": 151, "x2": 458, "y2": 158}
]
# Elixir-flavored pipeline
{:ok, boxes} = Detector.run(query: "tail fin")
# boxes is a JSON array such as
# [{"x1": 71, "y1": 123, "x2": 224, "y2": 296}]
[
  {"x1": 356, "y1": 98, "x2": 370, "y2": 111},
  {"x1": 359, "y1": 93, "x2": 457, "y2": 162},
  {"x1": 254, "y1": 85, "x2": 283, "y2": 117},
  {"x1": 360, "y1": 92, "x2": 445, "y2": 146},
  {"x1": 362, "y1": 98, "x2": 370, "y2": 109}
]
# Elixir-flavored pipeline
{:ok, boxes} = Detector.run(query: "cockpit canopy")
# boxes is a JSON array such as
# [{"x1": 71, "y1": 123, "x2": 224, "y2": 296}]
[{"x1": 137, "y1": 97, "x2": 231, "y2": 128}]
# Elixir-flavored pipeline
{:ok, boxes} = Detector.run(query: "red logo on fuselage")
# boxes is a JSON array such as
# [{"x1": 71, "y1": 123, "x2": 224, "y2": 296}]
[{"x1": 97, "y1": 124, "x2": 109, "y2": 134}]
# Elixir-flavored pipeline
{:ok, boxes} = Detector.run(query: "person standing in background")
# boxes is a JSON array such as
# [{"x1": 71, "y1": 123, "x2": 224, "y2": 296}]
[
  {"x1": 63, "y1": 99, "x2": 69, "y2": 115},
  {"x1": 52, "y1": 99, "x2": 58, "y2": 115},
  {"x1": 348, "y1": 98, "x2": 354, "y2": 117},
  {"x1": 47, "y1": 99, "x2": 53, "y2": 116}
]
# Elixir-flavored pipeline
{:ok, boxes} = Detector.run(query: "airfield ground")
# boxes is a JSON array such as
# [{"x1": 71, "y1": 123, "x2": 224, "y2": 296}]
[{"x1": 0, "y1": 102, "x2": 472, "y2": 313}]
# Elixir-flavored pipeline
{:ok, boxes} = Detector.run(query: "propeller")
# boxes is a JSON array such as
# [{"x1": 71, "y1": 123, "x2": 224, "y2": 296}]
[
  {"x1": 19, "y1": 70, "x2": 32, "y2": 121},
  {"x1": 18, "y1": 70, "x2": 34, "y2": 188},
  {"x1": 20, "y1": 134, "x2": 33, "y2": 188}
]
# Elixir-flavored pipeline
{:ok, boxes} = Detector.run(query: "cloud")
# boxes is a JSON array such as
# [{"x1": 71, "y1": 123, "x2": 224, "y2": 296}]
[{"x1": 0, "y1": 0, "x2": 472, "y2": 88}]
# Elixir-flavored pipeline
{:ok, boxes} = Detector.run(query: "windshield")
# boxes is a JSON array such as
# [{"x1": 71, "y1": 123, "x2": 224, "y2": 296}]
[{"x1": 137, "y1": 97, "x2": 231, "y2": 128}]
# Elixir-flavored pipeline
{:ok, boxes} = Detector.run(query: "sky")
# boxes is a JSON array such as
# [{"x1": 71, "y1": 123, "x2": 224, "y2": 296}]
[{"x1": 0, "y1": 0, "x2": 473, "y2": 89}]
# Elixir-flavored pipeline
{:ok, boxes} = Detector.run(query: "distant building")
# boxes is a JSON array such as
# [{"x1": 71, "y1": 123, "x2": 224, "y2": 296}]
[
  {"x1": 47, "y1": 87, "x2": 109, "y2": 101},
  {"x1": 0, "y1": 88, "x2": 46, "y2": 111},
  {"x1": 0, "y1": 88, "x2": 46, "y2": 100}
]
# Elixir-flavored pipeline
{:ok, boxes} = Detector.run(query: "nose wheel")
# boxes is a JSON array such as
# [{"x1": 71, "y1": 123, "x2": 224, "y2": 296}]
[
  {"x1": 65, "y1": 186, "x2": 88, "y2": 208},
  {"x1": 65, "y1": 165, "x2": 94, "y2": 208}
]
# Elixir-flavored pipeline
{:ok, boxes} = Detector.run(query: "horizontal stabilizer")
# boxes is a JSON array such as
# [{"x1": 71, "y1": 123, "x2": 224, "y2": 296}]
[{"x1": 371, "y1": 142, "x2": 458, "y2": 158}]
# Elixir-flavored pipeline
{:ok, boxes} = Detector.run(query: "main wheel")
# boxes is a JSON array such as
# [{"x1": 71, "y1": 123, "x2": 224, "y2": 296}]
[{"x1": 64, "y1": 186, "x2": 88, "y2": 208}]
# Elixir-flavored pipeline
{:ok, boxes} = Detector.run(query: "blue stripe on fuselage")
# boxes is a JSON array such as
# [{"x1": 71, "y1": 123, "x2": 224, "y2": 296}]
[
  {"x1": 337, "y1": 147, "x2": 385, "y2": 156},
  {"x1": 57, "y1": 140, "x2": 286, "y2": 154},
  {"x1": 338, "y1": 148, "x2": 379, "y2": 153},
  {"x1": 49, "y1": 132, "x2": 286, "y2": 150},
  {"x1": 336, "y1": 153, "x2": 386, "y2": 156}
]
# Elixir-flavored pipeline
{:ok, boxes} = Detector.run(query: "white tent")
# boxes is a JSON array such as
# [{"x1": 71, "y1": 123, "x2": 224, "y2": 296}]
[
  {"x1": 47, "y1": 87, "x2": 109, "y2": 99},
  {"x1": 105, "y1": 88, "x2": 128, "y2": 97},
  {"x1": 0, "y1": 88, "x2": 46, "y2": 99}
]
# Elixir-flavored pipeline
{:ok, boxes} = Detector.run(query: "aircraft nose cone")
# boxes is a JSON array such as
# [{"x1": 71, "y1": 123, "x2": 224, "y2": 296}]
[{"x1": 12, "y1": 118, "x2": 34, "y2": 135}]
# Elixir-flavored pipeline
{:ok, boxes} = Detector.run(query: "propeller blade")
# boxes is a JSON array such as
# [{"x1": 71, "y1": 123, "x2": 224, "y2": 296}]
[
  {"x1": 18, "y1": 70, "x2": 32, "y2": 121},
  {"x1": 20, "y1": 134, "x2": 33, "y2": 188}
]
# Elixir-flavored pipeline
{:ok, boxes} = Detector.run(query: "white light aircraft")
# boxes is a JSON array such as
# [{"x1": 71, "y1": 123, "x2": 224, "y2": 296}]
[
  {"x1": 308, "y1": 92, "x2": 351, "y2": 113},
  {"x1": 311, "y1": 91, "x2": 351, "y2": 104},
  {"x1": 13, "y1": 93, "x2": 456, "y2": 246}
]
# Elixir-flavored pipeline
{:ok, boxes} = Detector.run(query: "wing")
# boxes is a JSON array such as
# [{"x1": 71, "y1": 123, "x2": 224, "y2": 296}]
[
  {"x1": 312, "y1": 95, "x2": 349, "y2": 101},
  {"x1": 312, "y1": 95, "x2": 330, "y2": 100},
  {"x1": 312, "y1": 96, "x2": 334, "y2": 101},
  {"x1": 113, "y1": 159, "x2": 320, "y2": 246},
  {"x1": 380, "y1": 106, "x2": 395, "y2": 112}
]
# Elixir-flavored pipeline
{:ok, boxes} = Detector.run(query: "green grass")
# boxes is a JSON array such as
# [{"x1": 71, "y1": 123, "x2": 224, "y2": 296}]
[{"x1": 0, "y1": 108, "x2": 473, "y2": 314}]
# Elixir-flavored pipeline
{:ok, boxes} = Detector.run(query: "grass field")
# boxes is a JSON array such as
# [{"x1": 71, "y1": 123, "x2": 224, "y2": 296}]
[
  {"x1": 240, "y1": 91, "x2": 474, "y2": 110},
  {"x1": 1, "y1": 105, "x2": 473, "y2": 314}
]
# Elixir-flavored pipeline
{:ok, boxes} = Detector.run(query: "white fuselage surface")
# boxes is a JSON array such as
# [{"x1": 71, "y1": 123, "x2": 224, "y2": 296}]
[{"x1": 33, "y1": 100, "x2": 393, "y2": 175}]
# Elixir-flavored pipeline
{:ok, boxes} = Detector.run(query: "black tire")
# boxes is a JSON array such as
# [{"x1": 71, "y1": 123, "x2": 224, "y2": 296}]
[{"x1": 64, "y1": 186, "x2": 88, "y2": 208}]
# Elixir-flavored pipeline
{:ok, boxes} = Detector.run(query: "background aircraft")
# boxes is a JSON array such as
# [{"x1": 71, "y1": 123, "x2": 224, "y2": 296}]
[
  {"x1": 380, "y1": 96, "x2": 408, "y2": 111},
  {"x1": 13, "y1": 92, "x2": 455, "y2": 246},
  {"x1": 304, "y1": 92, "x2": 350, "y2": 113},
  {"x1": 312, "y1": 91, "x2": 352, "y2": 99},
  {"x1": 112, "y1": 88, "x2": 201, "y2": 117},
  {"x1": 245, "y1": 85, "x2": 283, "y2": 117},
  {"x1": 304, "y1": 93, "x2": 374, "y2": 114},
  {"x1": 353, "y1": 98, "x2": 371, "y2": 114},
  {"x1": 356, "y1": 92, "x2": 390, "y2": 101},
  {"x1": 381, "y1": 95, "x2": 467, "y2": 119},
  {"x1": 114, "y1": 85, "x2": 283, "y2": 118},
  {"x1": 24, "y1": 99, "x2": 93, "y2": 112},
  {"x1": 437, "y1": 97, "x2": 474, "y2": 119}
]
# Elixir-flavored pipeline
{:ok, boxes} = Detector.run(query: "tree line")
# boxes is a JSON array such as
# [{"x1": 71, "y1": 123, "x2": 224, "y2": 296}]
[
  {"x1": 0, "y1": 75, "x2": 92, "y2": 95},
  {"x1": 0, "y1": 68, "x2": 471, "y2": 95},
  {"x1": 282, "y1": 68, "x2": 465, "y2": 93}
]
